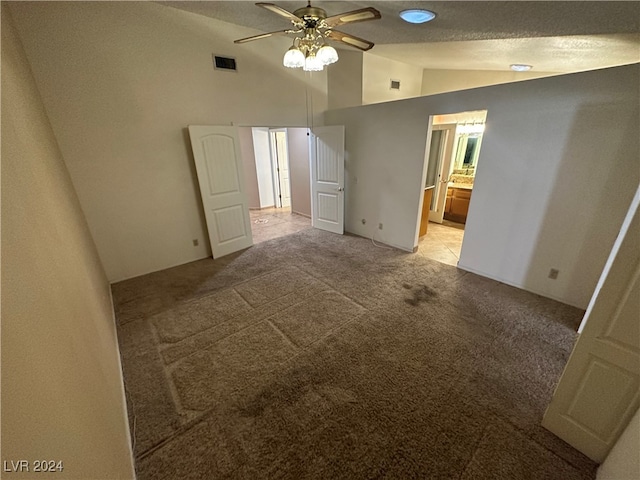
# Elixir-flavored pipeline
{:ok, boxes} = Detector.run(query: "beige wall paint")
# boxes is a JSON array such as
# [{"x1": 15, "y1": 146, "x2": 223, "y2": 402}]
[
  {"x1": 238, "y1": 126, "x2": 261, "y2": 209},
  {"x1": 10, "y1": 1, "x2": 327, "y2": 282},
  {"x1": 328, "y1": 50, "x2": 363, "y2": 110},
  {"x1": 598, "y1": 408, "x2": 640, "y2": 479},
  {"x1": 363, "y1": 53, "x2": 424, "y2": 104},
  {"x1": 1, "y1": 8, "x2": 134, "y2": 479},
  {"x1": 325, "y1": 65, "x2": 639, "y2": 308},
  {"x1": 421, "y1": 68, "x2": 559, "y2": 95},
  {"x1": 288, "y1": 128, "x2": 312, "y2": 217}
]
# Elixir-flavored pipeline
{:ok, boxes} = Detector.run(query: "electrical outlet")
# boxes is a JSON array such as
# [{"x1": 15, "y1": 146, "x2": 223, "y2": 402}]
[
  {"x1": 193, "y1": 239, "x2": 199, "y2": 246},
  {"x1": 362, "y1": 218, "x2": 366, "y2": 225},
  {"x1": 548, "y1": 268, "x2": 559, "y2": 280},
  {"x1": 378, "y1": 223, "x2": 383, "y2": 230}
]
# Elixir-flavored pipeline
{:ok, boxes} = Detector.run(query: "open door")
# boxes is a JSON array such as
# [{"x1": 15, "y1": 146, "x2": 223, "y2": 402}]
[
  {"x1": 309, "y1": 126, "x2": 345, "y2": 235},
  {"x1": 188, "y1": 125, "x2": 253, "y2": 258},
  {"x1": 270, "y1": 129, "x2": 291, "y2": 208},
  {"x1": 542, "y1": 187, "x2": 640, "y2": 462},
  {"x1": 426, "y1": 124, "x2": 456, "y2": 224}
]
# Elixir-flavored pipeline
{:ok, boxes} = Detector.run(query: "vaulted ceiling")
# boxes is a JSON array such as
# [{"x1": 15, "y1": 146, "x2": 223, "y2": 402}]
[{"x1": 162, "y1": 1, "x2": 640, "y2": 74}]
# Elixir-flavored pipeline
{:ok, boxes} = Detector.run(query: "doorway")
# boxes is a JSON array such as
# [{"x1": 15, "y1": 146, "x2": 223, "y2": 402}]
[
  {"x1": 417, "y1": 110, "x2": 488, "y2": 266},
  {"x1": 248, "y1": 127, "x2": 312, "y2": 244}
]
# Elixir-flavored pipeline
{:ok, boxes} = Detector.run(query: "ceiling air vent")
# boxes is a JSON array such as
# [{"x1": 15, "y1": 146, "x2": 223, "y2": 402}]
[
  {"x1": 390, "y1": 79, "x2": 401, "y2": 90},
  {"x1": 213, "y1": 55, "x2": 237, "y2": 72}
]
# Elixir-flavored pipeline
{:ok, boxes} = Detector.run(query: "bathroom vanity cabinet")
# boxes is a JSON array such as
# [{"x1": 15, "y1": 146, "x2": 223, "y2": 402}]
[{"x1": 444, "y1": 186, "x2": 472, "y2": 223}]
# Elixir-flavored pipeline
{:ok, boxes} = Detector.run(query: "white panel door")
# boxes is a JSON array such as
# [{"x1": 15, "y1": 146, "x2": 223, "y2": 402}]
[
  {"x1": 188, "y1": 126, "x2": 253, "y2": 258},
  {"x1": 427, "y1": 124, "x2": 456, "y2": 224},
  {"x1": 542, "y1": 188, "x2": 640, "y2": 462},
  {"x1": 310, "y1": 126, "x2": 345, "y2": 235}
]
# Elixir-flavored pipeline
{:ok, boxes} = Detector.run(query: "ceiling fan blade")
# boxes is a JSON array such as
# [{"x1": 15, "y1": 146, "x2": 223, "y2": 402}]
[
  {"x1": 323, "y1": 7, "x2": 381, "y2": 28},
  {"x1": 256, "y1": 3, "x2": 302, "y2": 24},
  {"x1": 234, "y1": 30, "x2": 293, "y2": 44},
  {"x1": 326, "y1": 30, "x2": 375, "y2": 51}
]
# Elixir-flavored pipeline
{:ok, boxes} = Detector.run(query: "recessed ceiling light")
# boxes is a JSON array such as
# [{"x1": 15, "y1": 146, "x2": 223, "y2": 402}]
[
  {"x1": 510, "y1": 64, "x2": 533, "y2": 72},
  {"x1": 399, "y1": 9, "x2": 437, "y2": 24}
]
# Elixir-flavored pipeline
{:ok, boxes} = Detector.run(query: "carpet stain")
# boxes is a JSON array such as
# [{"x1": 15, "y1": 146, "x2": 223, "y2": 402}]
[
  {"x1": 405, "y1": 285, "x2": 437, "y2": 306},
  {"x1": 237, "y1": 365, "x2": 314, "y2": 418}
]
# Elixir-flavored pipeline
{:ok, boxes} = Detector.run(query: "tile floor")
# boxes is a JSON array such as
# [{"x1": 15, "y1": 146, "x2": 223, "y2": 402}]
[
  {"x1": 417, "y1": 220, "x2": 465, "y2": 266},
  {"x1": 249, "y1": 207, "x2": 312, "y2": 244}
]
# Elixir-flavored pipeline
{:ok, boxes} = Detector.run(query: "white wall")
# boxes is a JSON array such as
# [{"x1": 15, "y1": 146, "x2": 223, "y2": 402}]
[
  {"x1": 238, "y1": 126, "x2": 260, "y2": 209},
  {"x1": 252, "y1": 128, "x2": 275, "y2": 208},
  {"x1": 10, "y1": 1, "x2": 327, "y2": 282},
  {"x1": 363, "y1": 53, "x2": 424, "y2": 104},
  {"x1": 288, "y1": 128, "x2": 312, "y2": 217},
  {"x1": 2, "y1": 8, "x2": 134, "y2": 478},
  {"x1": 325, "y1": 65, "x2": 639, "y2": 308},
  {"x1": 598, "y1": 408, "x2": 640, "y2": 480},
  {"x1": 421, "y1": 68, "x2": 559, "y2": 96}
]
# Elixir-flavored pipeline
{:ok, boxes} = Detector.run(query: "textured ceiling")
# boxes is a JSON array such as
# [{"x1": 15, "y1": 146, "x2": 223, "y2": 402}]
[
  {"x1": 373, "y1": 33, "x2": 640, "y2": 72},
  {"x1": 161, "y1": 1, "x2": 640, "y2": 71}
]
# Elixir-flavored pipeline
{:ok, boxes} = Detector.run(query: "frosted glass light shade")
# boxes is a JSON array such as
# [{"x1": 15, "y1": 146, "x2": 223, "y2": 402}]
[
  {"x1": 283, "y1": 47, "x2": 305, "y2": 68},
  {"x1": 399, "y1": 9, "x2": 436, "y2": 24},
  {"x1": 303, "y1": 54, "x2": 323, "y2": 72},
  {"x1": 317, "y1": 45, "x2": 338, "y2": 65}
]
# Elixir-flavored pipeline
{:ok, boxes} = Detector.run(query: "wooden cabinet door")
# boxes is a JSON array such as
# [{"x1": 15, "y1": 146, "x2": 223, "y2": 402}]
[
  {"x1": 444, "y1": 187, "x2": 472, "y2": 222},
  {"x1": 445, "y1": 188, "x2": 453, "y2": 213},
  {"x1": 451, "y1": 197, "x2": 470, "y2": 217}
]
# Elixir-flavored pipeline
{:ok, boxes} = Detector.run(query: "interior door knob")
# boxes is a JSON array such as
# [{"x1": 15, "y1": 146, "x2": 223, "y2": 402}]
[{"x1": 337, "y1": 187, "x2": 344, "y2": 192}]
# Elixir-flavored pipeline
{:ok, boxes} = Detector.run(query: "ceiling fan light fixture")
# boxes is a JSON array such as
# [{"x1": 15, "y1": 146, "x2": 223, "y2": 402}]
[
  {"x1": 510, "y1": 64, "x2": 533, "y2": 72},
  {"x1": 303, "y1": 53, "x2": 324, "y2": 72},
  {"x1": 283, "y1": 46, "x2": 305, "y2": 68},
  {"x1": 317, "y1": 45, "x2": 339, "y2": 65},
  {"x1": 399, "y1": 9, "x2": 436, "y2": 24},
  {"x1": 235, "y1": 2, "x2": 381, "y2": 72}
]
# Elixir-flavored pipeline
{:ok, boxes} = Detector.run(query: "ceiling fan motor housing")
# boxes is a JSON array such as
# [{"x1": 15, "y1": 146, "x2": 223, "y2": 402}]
[{"x1": 293, "y1": 6, "x2": 327, "y2": 21}]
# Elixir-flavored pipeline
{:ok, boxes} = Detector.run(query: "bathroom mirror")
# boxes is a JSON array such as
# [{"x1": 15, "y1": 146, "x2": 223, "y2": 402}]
[{"x1": 453, "y1": 133, "x2": 483, "y2": 174}]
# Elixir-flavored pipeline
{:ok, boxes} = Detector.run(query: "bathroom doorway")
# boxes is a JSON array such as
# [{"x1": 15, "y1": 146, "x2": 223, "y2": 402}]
[{"x1": 417, "y1": 110, "x2": 487, "y2": 266}]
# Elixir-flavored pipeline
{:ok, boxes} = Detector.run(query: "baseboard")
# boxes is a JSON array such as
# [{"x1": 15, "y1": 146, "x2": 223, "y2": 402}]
[
  {"x1": 456, "y1": 261, "x2": 585, "y2": 309},
  {"x1": 346, "y1": 230, "x2": 413, "y2": 253},
  {"x1": 109, "y1": 254, "x2": 211, "y2": 284},
  {"x1": 108, "y1": 289, "x2": 138, "y2": 477},
  {"x1": 292, "y1": 210, "x2": 311, "y2": 218}
]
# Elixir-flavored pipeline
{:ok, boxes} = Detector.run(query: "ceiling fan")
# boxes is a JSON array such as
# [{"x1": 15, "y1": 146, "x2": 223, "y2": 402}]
[{"x1": 234, "y1": 2, "x2": 381, "y2": 71}]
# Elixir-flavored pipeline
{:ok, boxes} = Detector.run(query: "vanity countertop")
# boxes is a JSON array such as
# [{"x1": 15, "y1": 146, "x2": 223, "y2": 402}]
[{"x1": 449, "y1": 183, "x2": 473, "y2": 190}]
